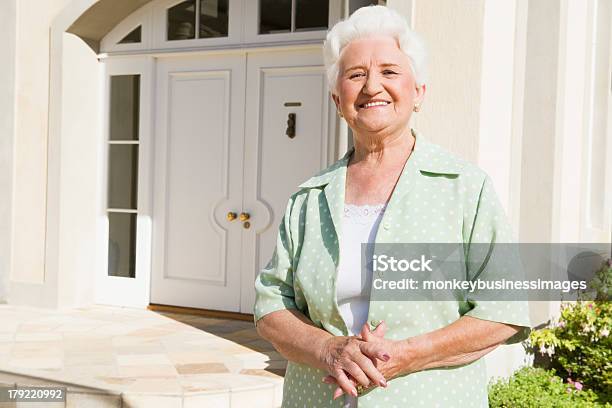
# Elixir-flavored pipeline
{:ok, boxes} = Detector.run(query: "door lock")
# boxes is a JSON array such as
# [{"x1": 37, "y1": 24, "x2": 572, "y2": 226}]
[
  {"x1": 240, "y1": 212, "x2": 251, "y2": 229},
  {"x1": 286, "y1": 113, "x2": 296, "y2": 138}
]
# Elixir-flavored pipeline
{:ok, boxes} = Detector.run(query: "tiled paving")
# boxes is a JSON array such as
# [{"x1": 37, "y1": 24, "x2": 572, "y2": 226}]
[
  {"x1": 0, "y1": 305, "x2": 285, "y2": 407},
  {"x1": 157, "y1": 311, "x2": 287, "y2": 377}
]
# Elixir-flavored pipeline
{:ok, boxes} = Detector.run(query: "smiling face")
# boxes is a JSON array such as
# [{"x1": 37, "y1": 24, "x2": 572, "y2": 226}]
[{"x1": 332, "y1": 35, "x2": 425, "y2": 138}]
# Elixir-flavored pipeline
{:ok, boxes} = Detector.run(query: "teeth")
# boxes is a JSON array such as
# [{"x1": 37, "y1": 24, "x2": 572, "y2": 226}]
[{"x1": 363, "y1": 101, "x2": 389, "y2": 108}]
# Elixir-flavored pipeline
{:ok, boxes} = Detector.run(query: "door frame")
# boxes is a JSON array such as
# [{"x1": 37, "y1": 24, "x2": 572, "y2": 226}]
[{"x1": 95, "y1": 56, "x2": 156, "y2": 308}]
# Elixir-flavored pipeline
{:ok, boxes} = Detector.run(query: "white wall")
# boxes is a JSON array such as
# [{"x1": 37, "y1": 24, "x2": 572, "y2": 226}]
[
  {"x1": 8, "y1": 0, "x2": 101, "y2": 307},
  {"x1": 519, "y1": 0, "x2": 561, "y2": 244},
  {"x1": 411, "y1": 0, "x2": 485, "y2": 163},
  {"x1": 0, "y1": 0, "x2": 17, "y2": 304},
  {"x1": 477, "y1": 0, "x2": 517, "y2": 216},
  {"x1": 11, "y1": 0, "x2": 72, "y2": 286},
  {"x1": 57, "y1": 33, "x2": 102, "y2": 307},
  {"x1": 477, "y1": 0, "x2": 530, "y2": 380}
]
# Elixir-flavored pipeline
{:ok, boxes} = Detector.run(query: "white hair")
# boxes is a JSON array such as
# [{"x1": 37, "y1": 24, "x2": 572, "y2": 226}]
[{"x1": 323, "y1": 5, "x2": 427, "y2": 92}]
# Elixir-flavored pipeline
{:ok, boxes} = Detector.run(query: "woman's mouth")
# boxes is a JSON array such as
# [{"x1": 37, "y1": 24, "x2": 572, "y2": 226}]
[{"x1": 358, "y1": 101, "x2": 391, "y2": 109}]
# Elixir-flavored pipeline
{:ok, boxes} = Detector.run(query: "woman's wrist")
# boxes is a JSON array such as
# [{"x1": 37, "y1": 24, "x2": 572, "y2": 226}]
[
  {"x1": 312, "y1": 333, "x2": 336, "y2": 371},
  {"x1": 397, "y1": 334, "x2": 434, "y2": 375}
]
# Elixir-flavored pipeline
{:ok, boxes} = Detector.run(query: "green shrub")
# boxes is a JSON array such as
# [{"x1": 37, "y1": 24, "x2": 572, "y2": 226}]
[
  {"x1": 527, "y1": 259, "x2": 612, "y2": 403},
  {"x1": 488, "y1": 366, "x2": 603, "y2": 407}
]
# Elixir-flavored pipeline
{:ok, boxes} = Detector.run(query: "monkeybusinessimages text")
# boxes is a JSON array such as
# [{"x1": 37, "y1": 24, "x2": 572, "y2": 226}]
[{"x1": 372, "y1": 255, "x2": 587, "y2": 293}]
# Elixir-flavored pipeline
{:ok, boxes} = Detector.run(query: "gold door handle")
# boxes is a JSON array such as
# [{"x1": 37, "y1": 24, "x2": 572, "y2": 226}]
[
  {"x1": 227, "y1": 212, "x2": 237, "y2": 221},
  {"x1": 239, "y1": 212, "x2": 250, "y2": 222}
]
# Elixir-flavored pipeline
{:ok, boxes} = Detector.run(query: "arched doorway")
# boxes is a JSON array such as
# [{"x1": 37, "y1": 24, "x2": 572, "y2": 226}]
[{"x1": 86, "y1": 0, "x2": 343, "y2": 312}]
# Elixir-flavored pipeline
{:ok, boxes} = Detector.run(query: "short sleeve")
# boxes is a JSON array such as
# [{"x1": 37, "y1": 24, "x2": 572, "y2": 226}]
[
  {"x1": 459, "y1": 175, "x2": 531, "y2": 344},
  {"x1": 253, "y1": 197, "x2": 298, "y2": 326}
]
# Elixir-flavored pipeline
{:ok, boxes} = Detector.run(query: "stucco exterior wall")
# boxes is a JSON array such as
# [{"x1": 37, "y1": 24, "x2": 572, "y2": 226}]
[
  {"x1": 11, "y1": 0, "x2": 72, "y2": 286},
  {"x1": 8, "y1": 0, "x2": 101, "y2": 307},
  {"x1": 0, "y1": 0, "x2": 16, "y2": 304},
  {"x1": 57, "y1": 33, "x2": 102, "y2": 307},
  {"x1": 411, "y1": 0, "x2": 485, "y2": 164}
]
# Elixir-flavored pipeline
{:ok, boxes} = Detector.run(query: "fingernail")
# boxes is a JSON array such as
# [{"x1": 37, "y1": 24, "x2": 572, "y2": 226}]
[
  {"x1": 379, "y1": 379, "x2": 387, "y2": 387},
  {"x1": 382, "y1": 353, "x2": 391, "y2": 361},
  {"x1": 351, "y1": 388, "x2": 358, "y2": 397}
]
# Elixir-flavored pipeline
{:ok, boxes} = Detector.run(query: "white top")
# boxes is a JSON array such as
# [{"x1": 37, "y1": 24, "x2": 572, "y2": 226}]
[
  {"x1": 337, "y1": 203, "x2": 387, "y2": 335},
  {"x1": 336, "y1": 203, "x2": 387, "y2": 408}
]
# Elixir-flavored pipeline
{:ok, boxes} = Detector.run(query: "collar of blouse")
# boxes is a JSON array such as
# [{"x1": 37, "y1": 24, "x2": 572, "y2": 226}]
[{"x1": 297, "y1": 129, "x2": 465, "y2": 240}]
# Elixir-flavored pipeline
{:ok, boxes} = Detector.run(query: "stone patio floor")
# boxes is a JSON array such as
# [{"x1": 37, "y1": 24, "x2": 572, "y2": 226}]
[{"x1": 0, "y1": 305, "x2": 287, "y2": 407}]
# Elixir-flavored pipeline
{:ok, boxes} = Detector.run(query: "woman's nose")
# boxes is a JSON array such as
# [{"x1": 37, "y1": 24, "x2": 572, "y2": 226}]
[{"x1": 362, "y1": 72, "x2": 384, "y2": 95}]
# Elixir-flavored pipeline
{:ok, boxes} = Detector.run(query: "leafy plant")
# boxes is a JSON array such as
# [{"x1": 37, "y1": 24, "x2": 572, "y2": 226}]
[
  {"x1": 527, "y1": 258, "x2": 612, "y2": 403},
  {"x1": 488, "y1": 366, "x2": 603, "y2": 407}
]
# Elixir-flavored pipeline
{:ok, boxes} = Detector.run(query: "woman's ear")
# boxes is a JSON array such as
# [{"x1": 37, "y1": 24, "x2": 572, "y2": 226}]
[
  {"x1": 414, "y1": 84, "x2": 426, "y2": 105},
  {"x1": 331, "y1": 93, "x2": 340, "y2": 111}
]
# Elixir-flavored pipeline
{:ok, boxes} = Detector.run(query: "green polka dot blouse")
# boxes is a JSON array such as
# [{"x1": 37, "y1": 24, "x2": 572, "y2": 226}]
[{"x1": 254, "y1": 130, "x2": 531, "y2": 407}]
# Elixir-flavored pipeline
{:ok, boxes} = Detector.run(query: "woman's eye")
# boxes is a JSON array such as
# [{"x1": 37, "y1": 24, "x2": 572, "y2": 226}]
[
  {"x1": 350, "y1": 72, "x2": 365, "y2": 79},
  {"x1": 383, "y1": 70, "x2": 397, "y2": 75}
]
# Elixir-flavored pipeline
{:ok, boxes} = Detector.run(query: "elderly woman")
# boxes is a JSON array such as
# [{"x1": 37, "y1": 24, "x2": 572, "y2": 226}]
[{"x1": 254, "y1": 5, "x2": 530, "y2": 408}]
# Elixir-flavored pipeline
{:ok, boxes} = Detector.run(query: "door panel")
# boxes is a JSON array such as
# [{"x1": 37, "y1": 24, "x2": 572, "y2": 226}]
[
  {"x1": 165, "y1": 72, "x2": 226, "y2": 282},
  {"x1": 151, "y1": 55, "x2": 246, "y2": 311},
  {"x1": 150, "y1": 49, "x2": 334, "y2": 313},
  {"x1": 241, "y1": 49, "x2": 334, "y2": 312}
]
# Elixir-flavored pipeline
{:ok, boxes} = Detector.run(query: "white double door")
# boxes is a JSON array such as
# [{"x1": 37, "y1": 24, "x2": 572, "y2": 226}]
[{"x1": 151, "y1": 48, "x2": 333, "y2": 313}]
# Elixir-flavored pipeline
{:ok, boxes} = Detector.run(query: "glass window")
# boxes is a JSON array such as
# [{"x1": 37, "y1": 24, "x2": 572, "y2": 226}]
[
  {"x1": 108, "y1": 145, "x2": 139, "y2": 210},
  {"x1": 295, "y1": 0, "x2": 329, "y2": 31},
  {"x1": 349, "y1": 0, "x2": 380, "y2": 15},
  {"x1": 168, "y1": 0, "x2": 196, "y2": 40},
  {"x1": 118, "y1": 26, "x2": 142, "y2": 44},
  {"x1": 109, "y1": 75, "x2": 140, "y2": 141},
  {"x1": 108, "y1": 213, "x2": 137, "y2": 278},
  {"x1": 107, "y1": 74, "x2": 141, "y2": 279},
  {"x1": 200, "y1": 0, "x2": 229, "y2": 38},
  {"x1": 259, "y1": 0, "x2": 291, "y2": 34}
]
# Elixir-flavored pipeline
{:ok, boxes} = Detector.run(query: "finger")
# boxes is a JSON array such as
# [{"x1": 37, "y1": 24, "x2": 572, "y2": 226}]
[
  {"x1": 322, "y1": 375, "x2": 335, "y2": 384},
  {"x1": 333, "y1": 369, "x2": 358, "y2": 398},
  {"x1": 360, "y1": 323, "x2": 372, "y2": 340},
  {"x1": 320, "y1": 374, "x2": 343, "y2": 395},
  {"x1": 352, "y1": 351, "x2": 388, "y2": 388},
  {"x1": 372, "y1": 320, "x2": 387, "y2": 337},
  {"x1": 359, "y1": 341, "x2": 391, "y2": 363},
  {"x1": 344, "y1": 360, "x2": 371, "y2": 387},
  {"x1": 333, "y1": 374, "x2": 358, "y2": 398},
  {"x1": 361, "y1": 321, "x2": 386, "y2": 341}
]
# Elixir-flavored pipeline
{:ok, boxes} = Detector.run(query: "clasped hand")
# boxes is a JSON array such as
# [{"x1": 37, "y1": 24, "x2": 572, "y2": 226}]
[{"x1": 319, "y1": 321, "x2": 406, "y2": 400}]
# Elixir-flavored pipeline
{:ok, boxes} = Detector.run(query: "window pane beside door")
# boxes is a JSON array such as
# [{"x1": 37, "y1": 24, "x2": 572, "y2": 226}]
[
  {"x1": 259, "y1": 0, "x2": 291, "y2": 34},
  {"x1": 109, "y1": 75, "x2": 140, "y2": 141},
  {"x1": 168, "y1": 0, "x2": 196, "y2": 40},
  {"x1": 108, "y1": 144, "x2": 139, "y2": 209},
  {"x1": 107, "y1": 74, "x2": 140, "y2": 279},
  {"x1": 295, "y1": 0, "x2": 329, "y2": 31},
  {"x1": 200, "y1": 0, "x2": 229, "y2": 38},
  {"x1": 108, "y1": 213, "x2": 137, "y2": 278}
]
